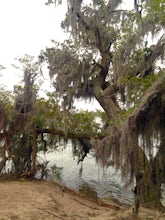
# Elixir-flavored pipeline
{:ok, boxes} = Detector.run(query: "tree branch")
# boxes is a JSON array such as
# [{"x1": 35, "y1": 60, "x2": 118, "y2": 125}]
[
  {"x1": 37, "y1": 128, "x2": 91, "y2": 139},
  {"x1": 128, "y1": 75, "x2": 165, "y2": 126}
]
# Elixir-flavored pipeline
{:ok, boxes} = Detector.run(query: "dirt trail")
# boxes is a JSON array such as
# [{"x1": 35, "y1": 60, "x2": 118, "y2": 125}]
[{"x1": 0, "y1": 180, "x2": 164, "y2": 220}]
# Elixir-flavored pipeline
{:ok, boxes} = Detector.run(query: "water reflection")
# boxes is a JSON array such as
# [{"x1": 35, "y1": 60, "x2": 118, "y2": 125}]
[{"x1": 37, "y1": 142, "x2": 134, "y2": 206}]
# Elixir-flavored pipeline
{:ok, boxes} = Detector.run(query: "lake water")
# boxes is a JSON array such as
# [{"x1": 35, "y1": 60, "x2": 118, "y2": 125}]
[{"x1": 37, "y1": 142, "x2": 135, "y2": 206}]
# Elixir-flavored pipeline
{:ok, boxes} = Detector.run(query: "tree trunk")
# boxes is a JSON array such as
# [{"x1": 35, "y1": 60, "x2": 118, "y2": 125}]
[
  {"x1": 31, "y1": 127, "x2": 37, "y2": 176},
  {"x1": 136, "y1": 143, "x2": 165, "y2": 211},
  {"x1": 94, "y1": 83, "x2": 122, "y2": 122},
  {"x1": 0, "y1": 159, "x2": 7, "y2": 172}
]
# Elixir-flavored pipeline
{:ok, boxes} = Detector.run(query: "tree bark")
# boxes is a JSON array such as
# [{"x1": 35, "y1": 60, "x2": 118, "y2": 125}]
[
  {"x1": 94, "y1": 81, "x2": 122, "y2": 122},
  {"x1": 137, "y1": 142, "x2": 165, "y2": 211},
  {"x1": 32, "y1": 127, "x2": 37, "y2": 176}
]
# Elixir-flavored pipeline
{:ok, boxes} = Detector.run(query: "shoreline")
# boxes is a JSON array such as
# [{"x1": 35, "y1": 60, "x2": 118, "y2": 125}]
[{"x1": 0, "y1": 179, "x2": 164, "y2": 219}]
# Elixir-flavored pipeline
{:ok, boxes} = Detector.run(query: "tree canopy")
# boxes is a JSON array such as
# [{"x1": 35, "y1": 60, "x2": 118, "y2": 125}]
[
  {"x1": 0, "y1": 55, "x2": 101, "y2": 179},
  {"x1": 43, "y1": 0, "x2": 165, "y2": 210}
]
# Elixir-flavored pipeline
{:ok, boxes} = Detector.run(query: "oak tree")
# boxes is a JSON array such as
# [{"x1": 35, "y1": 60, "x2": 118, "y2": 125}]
[{"x1": 44, "y1": 0, "x2": 165, "y2": 210}]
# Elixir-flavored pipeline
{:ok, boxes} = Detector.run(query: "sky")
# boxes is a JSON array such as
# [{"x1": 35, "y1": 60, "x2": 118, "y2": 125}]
[{"x1": 0, "y1": 0, "x2": 67, "y2": 90}]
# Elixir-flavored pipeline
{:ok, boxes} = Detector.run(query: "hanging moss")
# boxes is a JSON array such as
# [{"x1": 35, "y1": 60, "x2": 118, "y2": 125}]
[{"x1": 44, "y1": 0, "x2": 165, "y2": 210}]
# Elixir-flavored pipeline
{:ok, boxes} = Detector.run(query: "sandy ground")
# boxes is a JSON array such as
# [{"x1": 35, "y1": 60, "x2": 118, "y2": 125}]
[{"x1": 0, "y1": 180, "x2": 164, "y2": 220}]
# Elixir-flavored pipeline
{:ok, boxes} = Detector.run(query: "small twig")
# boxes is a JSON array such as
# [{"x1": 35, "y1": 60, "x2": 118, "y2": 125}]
[
  {"x1": 49, "y1": 194, "x2": 68, "y2": 217},
  {"x1": 49, "y1": 194, "x2": 60, "y2": 207},
  {"x1": 71, "y1": 197, "x2": 97, "y2": 210},
  {"x1": 37, "y1": 207, "x2": 64, "y2": 220}
]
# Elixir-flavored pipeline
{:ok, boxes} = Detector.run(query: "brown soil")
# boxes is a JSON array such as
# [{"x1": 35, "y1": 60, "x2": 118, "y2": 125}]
[{"x1": 0, "y1": 180, "x2": 164, "y2": 220}]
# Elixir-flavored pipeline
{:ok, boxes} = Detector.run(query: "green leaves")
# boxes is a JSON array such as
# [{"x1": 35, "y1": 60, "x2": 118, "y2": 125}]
[
  {"x1": 0, "y1": 87, "x2": 14, "y2": 121},
  {"x1": 51, "y1": 164, "x2": 63, "y2": 179},
  {"x1": 145, "y1": 0, "x2": 165, "y2": 29},
  {"x1": 35, "y1": 93, "x2": 63, "y2": 129},
  {"x1": 68, "y1": 110, "x2": 98, "y2": 135},
  {"x1": 35, "y1": 93, "x2": 101, "y2": 137}
]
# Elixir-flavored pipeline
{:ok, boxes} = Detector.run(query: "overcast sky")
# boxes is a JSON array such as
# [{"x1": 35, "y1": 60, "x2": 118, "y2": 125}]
[{"x1": 0, "y1": 0, "x2": 67, "y2": 89}]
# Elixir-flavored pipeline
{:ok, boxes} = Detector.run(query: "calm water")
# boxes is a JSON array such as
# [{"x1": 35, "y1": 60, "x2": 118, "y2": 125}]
[{"x1": 37, "y1": 142, "x2": 134, "y2": 206}]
